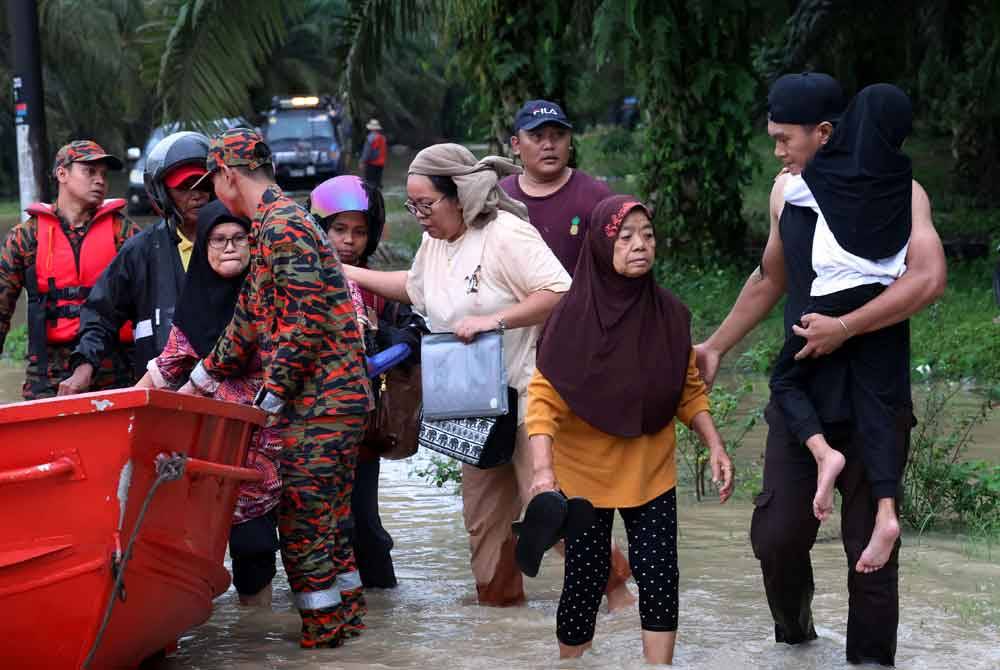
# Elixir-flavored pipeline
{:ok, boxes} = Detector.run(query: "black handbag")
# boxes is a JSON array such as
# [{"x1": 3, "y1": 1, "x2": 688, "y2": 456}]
[{"x1": 417, "y1": 386, "x2": 518, "y2": 468}]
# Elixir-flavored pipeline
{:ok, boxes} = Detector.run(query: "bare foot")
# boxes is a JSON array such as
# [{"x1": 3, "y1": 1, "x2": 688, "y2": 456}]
[
  {"x1": 855, "y1": 518, "x2": 900, "y2": 573},
  {"x1": 606, "y1": 582, "x2": 637, "y2": 613},
  {"x1": 813, "y1": 449, "x2": 846, "y2": 521}
]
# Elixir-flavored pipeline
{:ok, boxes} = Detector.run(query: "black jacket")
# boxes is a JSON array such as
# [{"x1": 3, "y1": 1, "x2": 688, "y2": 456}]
[{"x1": 72, "y1": 220, "x2": 186, "y2": 379}]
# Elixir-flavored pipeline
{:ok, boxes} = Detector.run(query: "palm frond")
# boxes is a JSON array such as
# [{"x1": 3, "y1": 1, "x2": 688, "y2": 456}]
[
  {"x1": 152, "y1": 0, "x2": 304, "y2": 125},
  {"x1": 338, "y1": 0, "x2": 422, "y2": 116}
]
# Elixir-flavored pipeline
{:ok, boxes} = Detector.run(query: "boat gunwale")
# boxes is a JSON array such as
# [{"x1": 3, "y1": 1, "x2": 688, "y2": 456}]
[{"x1": 0, "y1": 388, "x2": 265, "y2": 426}]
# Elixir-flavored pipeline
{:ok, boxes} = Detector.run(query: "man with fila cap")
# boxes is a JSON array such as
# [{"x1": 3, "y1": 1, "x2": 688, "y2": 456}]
[
  {"x1": 178, "y1": 128, "x2": 374, "y2": 649},
  {"x1": 694, "y1": 72, "x2": 946, "y2": 665},
  {"x1": 501, "y1": 99, "x2": 612, "y2": 276},
  {"x1": 0, "y1": 140, "x2": 139, "y2": 399}
]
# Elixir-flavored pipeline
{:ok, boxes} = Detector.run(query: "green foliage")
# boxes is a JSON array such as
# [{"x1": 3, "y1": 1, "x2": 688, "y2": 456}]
[
  {"x1": 149, "y1": 0, "x2": 299, "y2": 124},
  {"x1": 442, "y1": 0, "x2": 598, "y2": 151},
  {"x1": 37, "y1": 0, "x2": 149, "y2": 152},
  {"x1": 595, "y1": 0, "x2": 764, "y2": 260},
  {"x1": 947, "y1": 2, "x2": 1000, "y2": 202},
  {"x1": 676, "y1": 381, "x2": 761, "y2": 500},
  {"x1": 653, "y1": 258, "x2": 783, "y2": 349},
  {"x1": 413, "y1": 454, "x2": 463, "y2": 492},
  {"x1": 909, "y1": 259, "x2": 1000, "y2": 383},
  {"x1": 573, "y1": 125, "x2": 641, "y2": 182},
  {"x1": 901, "y1": 378, "x2": 998, "y2": 544},
  {"x1": 2, "y1": 325, "x2": 28, "y2": 362}
]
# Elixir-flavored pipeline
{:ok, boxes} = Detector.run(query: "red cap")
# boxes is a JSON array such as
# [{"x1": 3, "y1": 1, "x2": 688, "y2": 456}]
[{"x1": 164, "y1": 163, "x2": 208, "y2": 189}]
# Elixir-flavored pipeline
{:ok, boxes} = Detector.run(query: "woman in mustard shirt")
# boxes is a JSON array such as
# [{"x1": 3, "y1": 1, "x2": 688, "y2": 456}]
[{"x1": 525, "y1": 195, "x2": 734, "y2": 664}]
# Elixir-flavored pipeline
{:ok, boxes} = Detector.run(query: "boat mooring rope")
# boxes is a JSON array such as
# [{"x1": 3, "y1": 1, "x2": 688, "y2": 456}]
[{"x1": 81, "y1": 453, "x2": 187, "y2": 669}]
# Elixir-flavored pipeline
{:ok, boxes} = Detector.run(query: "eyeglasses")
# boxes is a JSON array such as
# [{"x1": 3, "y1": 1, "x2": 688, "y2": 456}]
[
  {"x1": 403, "y1": 194, "x2": 448, "y2": 217},
  {"x1": 208, "y1": 233, "x2": 250, "y2": 250}
]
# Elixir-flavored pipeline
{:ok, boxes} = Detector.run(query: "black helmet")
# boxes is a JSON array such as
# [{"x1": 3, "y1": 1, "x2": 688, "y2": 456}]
[{"x1": 143, "y1": 131, "x2": 211, "y2": 221}]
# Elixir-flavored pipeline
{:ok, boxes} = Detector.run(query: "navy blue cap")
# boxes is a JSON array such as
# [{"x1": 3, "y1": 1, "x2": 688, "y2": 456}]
[
  {"x1": 513, "y1": 100, "x2": 573, "y2": 133},
  {"x1": 768, "y1": 72, "x2": 845, "y2": 125}
]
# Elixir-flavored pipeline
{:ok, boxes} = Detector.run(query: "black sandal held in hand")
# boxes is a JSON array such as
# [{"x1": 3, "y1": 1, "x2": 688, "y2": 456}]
[{"x1": 513, "y1": 491, "x2": 567, "y2": 577}]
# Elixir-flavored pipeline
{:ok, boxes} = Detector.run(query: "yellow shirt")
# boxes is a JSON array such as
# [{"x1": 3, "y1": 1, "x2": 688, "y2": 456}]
[
  {"x1": 526, "y1": 350, "x2": 710, "y2": 509},
  {"x1": 176, "y1": 227, "x2": 194, "y2": 271}
]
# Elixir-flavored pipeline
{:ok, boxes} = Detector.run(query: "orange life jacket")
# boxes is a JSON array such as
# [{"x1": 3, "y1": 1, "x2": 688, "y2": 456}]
[
  {"x1": 368, "y1": 132, "x2": 387, "y2": 167},
  {"x1": 27, "y1": 200, "x2": 133, "y2": 345}
]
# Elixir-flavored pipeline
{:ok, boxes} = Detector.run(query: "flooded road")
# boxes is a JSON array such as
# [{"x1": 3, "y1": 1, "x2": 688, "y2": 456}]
[
  {"x1": 141, "y1": 450, "x2": 1000, "y2": 670},
  {"x1": 3, "y1": 163, "x2": 998, "y2": 667},
  {"x1": 0, "y1": 361, "x2": 995, "y2": 667}
]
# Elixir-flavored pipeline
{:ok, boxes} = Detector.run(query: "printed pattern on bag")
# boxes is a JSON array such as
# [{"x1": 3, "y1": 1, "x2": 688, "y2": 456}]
[
  {"x1": 419, "y1": 415, "x2": 499, "y2": 465},
  {"x1": 417, "y1": 386, "x2": 519, "y2": 469}
]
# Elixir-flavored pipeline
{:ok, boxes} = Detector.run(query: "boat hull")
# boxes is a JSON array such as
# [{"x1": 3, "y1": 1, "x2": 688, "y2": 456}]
[{"x1": 0, "y1": 389, "x2": 264, "y2": 669}]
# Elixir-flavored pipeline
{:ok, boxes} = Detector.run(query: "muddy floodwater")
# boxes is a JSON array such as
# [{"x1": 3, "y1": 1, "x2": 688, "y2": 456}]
[
  {"x1": 0, "y1": 364, "x2": 997, "y2": 668},
  {"x1": 2, "y1": 159, "x2": 998, "y2": 666},
  {"x1": 134, "y1": 450, "x2": 997, "y2": 670}
]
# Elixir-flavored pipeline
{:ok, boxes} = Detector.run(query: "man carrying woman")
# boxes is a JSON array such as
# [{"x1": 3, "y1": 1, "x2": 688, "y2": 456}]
[
  {"x1": 770, "y1": 83, "x2": 918, "y2": 574},
  {"x1": 344, "y1": 143, "x2": 571, "y2": 606},
  {"x1": 695, "y1": 73, "x2": 946, "y2": 666}
]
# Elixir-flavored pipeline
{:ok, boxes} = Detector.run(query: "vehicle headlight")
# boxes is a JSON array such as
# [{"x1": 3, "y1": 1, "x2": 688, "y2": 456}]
[{"x1": 129, "y1": 169, "x2": 144, "y2": 186}]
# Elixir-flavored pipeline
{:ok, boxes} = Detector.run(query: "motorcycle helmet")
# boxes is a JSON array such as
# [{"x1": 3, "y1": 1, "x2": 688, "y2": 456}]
[
  {"x1": 143, "y1": 131, "x2": 211, "y2": 222},
  {"x1": 309, "y1": 175, "x2": 385, "y2": 262}
]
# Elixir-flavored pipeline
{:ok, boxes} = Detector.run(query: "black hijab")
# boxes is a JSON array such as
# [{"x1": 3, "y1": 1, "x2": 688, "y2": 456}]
[
  {"x1": 172, "y1": 200, "x2": 251, "y2": 357},
  {"x1": 359, "y1": 182, "x2": 386, "y2": 266},
  {"x1": 803, "y1": 83, "x2": 913, "y2": 260},
  {"x1": 536, "y1": 195, "x2": 692, "y2": 438}
]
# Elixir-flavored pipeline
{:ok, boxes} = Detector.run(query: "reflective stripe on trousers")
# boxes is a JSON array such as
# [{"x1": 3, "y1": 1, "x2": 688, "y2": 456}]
[
  {"x1": 337, "y1": 570, "x2": 362, "y2": 591},
  {"x1": 292, "y1": 586, "x2": 342, "y2": 611}
]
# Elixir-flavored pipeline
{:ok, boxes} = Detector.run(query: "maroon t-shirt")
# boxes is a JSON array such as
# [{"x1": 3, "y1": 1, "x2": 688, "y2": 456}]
[{"x1": 499, "y1": 170, "x2": 613, "y2": 275}]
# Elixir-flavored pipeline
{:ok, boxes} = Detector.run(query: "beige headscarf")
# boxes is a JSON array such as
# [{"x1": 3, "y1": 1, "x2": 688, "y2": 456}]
[{"x1": 408, "y1": 143, "x2": 529, "y2": 228}]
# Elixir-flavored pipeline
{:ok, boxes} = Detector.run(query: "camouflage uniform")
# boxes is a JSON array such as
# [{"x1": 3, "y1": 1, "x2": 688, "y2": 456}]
[
  {"x1": 188, "y1": 129, "x2": 373, "y2": 648},
  {"x1": 0, "y1": 141, "x2": 138, "y2": 399}
]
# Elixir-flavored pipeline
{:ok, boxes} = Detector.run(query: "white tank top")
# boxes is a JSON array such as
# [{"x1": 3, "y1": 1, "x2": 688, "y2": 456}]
[{"x1": 783, "y1": 174, "x2": 909, "y2": 297}]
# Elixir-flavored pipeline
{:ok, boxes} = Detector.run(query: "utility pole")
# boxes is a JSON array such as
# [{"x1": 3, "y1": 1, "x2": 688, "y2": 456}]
[{"x1": 8, "y1": 0, "x2": 50, "y2": 219}]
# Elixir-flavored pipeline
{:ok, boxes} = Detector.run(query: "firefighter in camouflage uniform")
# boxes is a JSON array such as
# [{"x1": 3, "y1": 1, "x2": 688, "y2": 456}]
[
  {"x1": 180, "y1": 128, "x2": 373, "y2": 648},
  {"x1": 0, "y1": 140, "x2": 138, "y2": 399}
]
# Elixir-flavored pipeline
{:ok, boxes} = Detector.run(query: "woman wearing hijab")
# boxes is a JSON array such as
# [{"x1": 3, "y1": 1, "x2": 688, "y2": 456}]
[
  {"x1": 309, "y1": 175, "x2": 427, "y2": 589},
  {"x1": 770, "y1": 84, "x2": 915, "y2": 574},
  {"x1": 525, "y1": 195, "x2": 734, "y2": 664},
  {"x1": 343, "y1": 143, "x2": 573, "y2": 606},
  {"x1": 137, "y1": 199, "x2": 281, "y2": 607}
]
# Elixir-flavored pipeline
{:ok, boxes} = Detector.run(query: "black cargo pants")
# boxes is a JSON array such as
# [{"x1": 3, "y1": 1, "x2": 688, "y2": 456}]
[{"x1": 750, "y1": 401, "x2": 913, "y2": 666}]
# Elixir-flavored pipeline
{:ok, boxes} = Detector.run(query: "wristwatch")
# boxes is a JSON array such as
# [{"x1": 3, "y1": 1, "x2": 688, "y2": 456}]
[
  {"x1": 252, "y1": 387, "x2": 286, "y2": 415},
  {"x1": 496, "y1": 317, "x2": 507, "y2": 333}
]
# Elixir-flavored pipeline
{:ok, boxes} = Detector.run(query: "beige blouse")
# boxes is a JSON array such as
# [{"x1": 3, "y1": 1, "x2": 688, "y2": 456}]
[{"x1": 406, "y1": 210, "x2": 572, "y2": 420}]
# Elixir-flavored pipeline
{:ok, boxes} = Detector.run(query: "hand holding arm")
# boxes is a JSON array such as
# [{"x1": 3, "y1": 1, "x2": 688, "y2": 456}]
[
  {"x1": 793, "y1": 181, "x2": 945, "y2": 359},
  {"x1": 697, "y1": 178, "x2": 788, "y2": 386},
  {"x1": 343, "y1": 265, "x2": 410, "y2": 304}
]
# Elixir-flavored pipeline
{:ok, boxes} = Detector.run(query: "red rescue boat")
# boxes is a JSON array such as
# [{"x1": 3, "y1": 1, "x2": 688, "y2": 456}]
[{"x1": 0, "y1": 388, "x2": 265, "y2": 669}]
